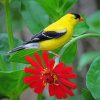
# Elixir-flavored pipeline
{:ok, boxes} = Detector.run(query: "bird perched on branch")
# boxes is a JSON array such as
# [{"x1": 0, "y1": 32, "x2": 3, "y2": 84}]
[{"x1": 8, "y1": 13, "x2": 84, "y2": 56}]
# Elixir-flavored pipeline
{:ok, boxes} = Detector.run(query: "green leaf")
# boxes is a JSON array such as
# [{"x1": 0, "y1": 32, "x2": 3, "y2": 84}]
[
  {"x1": 10, "y1": 49, "x2": 40, "y2": 63},
  {"x1": 60, "y1": 34, "x2": 100, "y2": 60},
  {"x1": 21, "y1": 0, "x2": 49, "y2": 34},
  {"x1": 86, "y1": 56, "x2": 100, "y2": 100},
  {"x1": 10, "y1": 42, "x2": 77, "y2": 64},
  {"x1": 0, "y1": 0, "x2": 11, "y2": 5},
  {"x1": 36, "y1": 0, "x2": 77, "y2": 20},
  {"x1": 59, "y1": 0, "x2": 77, "y2": 15},
  {"x1": 0, "y1": 33, "x2": 10, "y2": 52},
  {"x1": 0, "y1": 33, "x2": 23, "y2": 71},
  {"x1": 0, "y1": 55, "x2": 6, "y2": 71},
  {"x1": 11, "y1": 0, "x2": 24, "y2": 32},
  {"x1": 0, "y1": 33, "x2": 22, "y2": 52},
  {"x1": 82, "y1": 88, "x2": 95, "y2": 100},
  {"x1": 77, "y1": 51, "x2": 100, "y2": 71},
  {"x1": 61, "y1": 42, "x2": 77, "y2": 64},
  {"x1": 74, "y1": 21, "x2": 89, "y2": 36},
  {"x1": 0, "y1": 70, "x2": 27, "y2": 98},
  {"x1": 87, "y1": 11, "x2": 100, "y2": 33},
  {"x1": 51, "y1": 42, "x2": 77, "y2": 64}
]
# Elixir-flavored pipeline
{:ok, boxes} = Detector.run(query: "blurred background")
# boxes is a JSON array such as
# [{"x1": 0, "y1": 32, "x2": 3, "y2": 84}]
[{"x1": 0, "y1": 0, "x2": 100, "y2": 100}]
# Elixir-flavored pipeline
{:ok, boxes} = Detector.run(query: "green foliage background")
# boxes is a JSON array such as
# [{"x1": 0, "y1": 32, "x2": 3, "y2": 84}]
[{"x1": 0, "y1": 0, "x2": 100, "y2": 100}]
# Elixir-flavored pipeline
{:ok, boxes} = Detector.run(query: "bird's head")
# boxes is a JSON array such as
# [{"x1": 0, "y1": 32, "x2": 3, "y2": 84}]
[
  {"x1": 61, "y1": 13, "x2": 84, "y2": 27},
  {"x1": 70, "y1": 13, "x2": 84, "y2": 21}
]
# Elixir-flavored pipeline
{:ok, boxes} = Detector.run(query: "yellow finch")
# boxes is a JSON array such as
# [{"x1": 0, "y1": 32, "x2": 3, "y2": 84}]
[{"x1": 8, "y1": 13, "x2": 84, "y2": 54}]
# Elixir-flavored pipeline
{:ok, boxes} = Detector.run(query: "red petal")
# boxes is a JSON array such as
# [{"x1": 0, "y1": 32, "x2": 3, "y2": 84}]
[
  {"x1": 25, "y1": 56, "x2": 42, "y2": 70},
  {"x1": 24, "y1": 67, "x2": 41, "y2": 74},
  {"x1": 47, "y1": 60, "x2": 55, "y2": 70},
  {"x1": 60, "y1": 78, "x2": 77, "y2": 89},
  {"x1": 54, "y1": 62, "x2": 64, "y2": 73},
  {"x1": 61, "y1": 84, "x2": 74, "y2": 96},
  {"x1": 29, "y1": 81, "x2": 38, "y2": 88},
  {"x1": 62, "y1": 67, "x2": 73, "y2": 73},
  {"x1": 34, "y1": 52, "x2": 44, "y2": 68},
  {"x1": 34, "y1": 83, "x2": 45, "y2": 94},
  {"x1": 24, "y1": 76, "x2": 40, "y2": 84},
  {"x1": 30, "y1": 78, "x2": 43, "y2": 88},
  {"x1": 54, "y1": 85, "x2": 67, "y2": 99},
  {"x1": 65, "y1": 74, "x2": 77, "y2": 78},
  {"x1": 60, "y1": 74, "x2": 77, "y2": 79},
  {"x1": 42, "y1": 51, "x2": 49, "y2": 66},
  {"x1": 49, "y1": 84, "x2": 55, "y2": 96}
]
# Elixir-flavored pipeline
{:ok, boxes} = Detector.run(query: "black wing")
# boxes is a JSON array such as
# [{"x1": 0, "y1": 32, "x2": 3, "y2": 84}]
[
  {"x1": 31, "y1": 31, "x2": 66, "y2": 41},
  {"x1": 25, "y1": 30, "x2": 66, "y2": 44}
]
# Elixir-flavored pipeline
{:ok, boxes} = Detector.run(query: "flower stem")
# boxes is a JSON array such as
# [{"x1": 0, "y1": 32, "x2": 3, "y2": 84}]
[
  {"x1": 4, "y1": 0, "x2": 16, "y2": 70},
  {"x1": 55, "y1": 33, "x2": 100, "y2": 62},
  {"x1": 37, "y1": 94, "x2": 43, "y2": 100},
  {"x1": 59, "y1": 33, "x2": 100, "y2": 56},
  {"x1": 5, "y1": 1, "x2": 14, "y2": 50}
]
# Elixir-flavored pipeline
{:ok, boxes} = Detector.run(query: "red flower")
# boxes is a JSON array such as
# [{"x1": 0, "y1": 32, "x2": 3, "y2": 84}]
[{"x1": 24, "y1": 51, "x2": 77, "y2": 99}]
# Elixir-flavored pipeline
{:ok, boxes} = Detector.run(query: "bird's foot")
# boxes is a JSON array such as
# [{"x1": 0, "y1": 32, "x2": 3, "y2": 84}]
[{"x1": 48, "y1": 51, "x2": 61, "y2": 60}]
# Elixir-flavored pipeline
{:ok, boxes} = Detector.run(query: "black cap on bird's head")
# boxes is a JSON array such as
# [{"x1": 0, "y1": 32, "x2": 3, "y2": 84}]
[
  {"x1": 72, "y1": 13, "x2": 80, "y2": 19},
  {"x1": 71, "y1": 13, "x2": 84, "y2": 21}
]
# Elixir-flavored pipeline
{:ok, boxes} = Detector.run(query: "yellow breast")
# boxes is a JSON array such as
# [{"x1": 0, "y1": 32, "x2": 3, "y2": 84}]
[{"x1": 39, "y1": 30, "x2": 73, "y2": 50}]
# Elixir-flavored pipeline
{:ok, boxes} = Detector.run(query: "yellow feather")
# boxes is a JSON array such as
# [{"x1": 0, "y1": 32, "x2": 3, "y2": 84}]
[
  {"x1": 39, "y1": 14, "x2": 80, "y2": 50},
  {"x1": 8, "y1": 13, "x2": 83, "y2": 54}
]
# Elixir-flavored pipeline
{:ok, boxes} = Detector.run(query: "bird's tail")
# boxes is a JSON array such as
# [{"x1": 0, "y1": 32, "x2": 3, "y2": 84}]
[
  {"x1": 8, "y1": 43, "x2": 39, "y2": 54},
  {"x1": 8, "y1": 46, "x2": 25, "y2": 54}
]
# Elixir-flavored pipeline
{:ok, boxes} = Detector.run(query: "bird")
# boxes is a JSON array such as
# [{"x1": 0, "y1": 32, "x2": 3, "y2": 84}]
[{"x1": 8, "y1": 13, "x2": 84, "y2": 56}]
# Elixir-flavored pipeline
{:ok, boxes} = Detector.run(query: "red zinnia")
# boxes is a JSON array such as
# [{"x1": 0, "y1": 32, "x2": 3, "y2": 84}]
[{"x1": 24, "y1": 51, "x2": 77, "y2": 99}]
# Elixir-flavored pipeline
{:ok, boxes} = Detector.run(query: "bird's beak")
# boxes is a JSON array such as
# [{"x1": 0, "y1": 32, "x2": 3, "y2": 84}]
[{"x1": 80, "y1": 17, "x2": 84, "y2": 21}]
